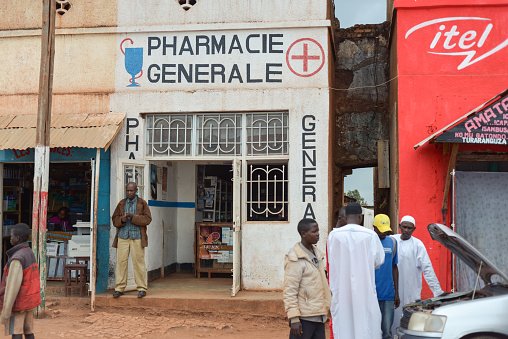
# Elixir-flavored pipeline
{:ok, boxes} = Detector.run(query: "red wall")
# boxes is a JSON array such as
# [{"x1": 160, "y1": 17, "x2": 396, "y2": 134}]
[{"x1": 395, "y1": 1, "x2": 508, "y2": 297}]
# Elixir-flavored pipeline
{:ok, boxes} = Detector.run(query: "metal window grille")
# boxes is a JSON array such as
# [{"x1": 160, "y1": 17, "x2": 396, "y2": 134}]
[
  {"x1": 146, "y1": 114, "x2": 192, "y2": 156},
  {"x1": 196, "y1": 113, "x2": 242, "y2": 156},
  {"x1": 247, "y1": 164, "x2": 288, "y2": 221},
  {"x1": 123, "y1": 165, "x2": 145, "y2": 199},
  {"x1": 247, "y1": 113, "x2": 289, "y2": 156},
  {"x1": 146, "y1": 112, "x2": 288, "y2": 157}
]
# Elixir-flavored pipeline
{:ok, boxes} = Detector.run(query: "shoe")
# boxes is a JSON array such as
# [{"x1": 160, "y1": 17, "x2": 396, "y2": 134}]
[
  {"x1": 113, "y1": 291, "x2": 124, "y2": 298},
  {"x1": 138, "y1": 290, "x2": 146, "y2": 298}
]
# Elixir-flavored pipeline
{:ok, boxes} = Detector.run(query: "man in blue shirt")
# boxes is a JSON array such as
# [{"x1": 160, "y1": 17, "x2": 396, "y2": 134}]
[{"x1": 373, "y1": 214, "x2": 400, "y2": 339}]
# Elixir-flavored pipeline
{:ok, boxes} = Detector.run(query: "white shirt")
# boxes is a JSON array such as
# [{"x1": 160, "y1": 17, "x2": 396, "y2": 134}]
[
  {"x1": 392, "y1": 234, "x2": 444, "y2": 333},
  {"x1": 327, "y1": 224, "x2": 385, "y2": 339}
]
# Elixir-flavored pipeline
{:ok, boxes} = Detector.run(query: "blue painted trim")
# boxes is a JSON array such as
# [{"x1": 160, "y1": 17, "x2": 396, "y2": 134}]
[
  {"x1": 148, "y1": 200, "x2": 195, "y2": 208},
  {"x1": 95, "y1": 149, "x2": 111, "y2": 293},
  {"x1": 0, "y1": 147, "x2": 110, "y2": 162}
]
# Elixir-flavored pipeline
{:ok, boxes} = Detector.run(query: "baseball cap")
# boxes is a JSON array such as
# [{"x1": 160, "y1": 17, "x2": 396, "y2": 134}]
[
  {"x1": 373, "y1": 214, "x2": 391, "y2": 233},
  {"x1": 345, "y1": 202, "x2": 362, "y2": 215}
]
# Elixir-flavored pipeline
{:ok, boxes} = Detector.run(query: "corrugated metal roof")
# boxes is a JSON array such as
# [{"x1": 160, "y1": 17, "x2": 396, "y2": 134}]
[
  {"x1": 414, "y1": 89, "x2": 508, "y2": 150},
  {"x1": 0, "y1": 112, "x2": 125, "y2": 150}
]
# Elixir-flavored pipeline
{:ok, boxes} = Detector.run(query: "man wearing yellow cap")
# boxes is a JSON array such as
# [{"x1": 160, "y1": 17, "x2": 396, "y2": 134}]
[{"x1": 373, "y1": 214, "x2": 399, "y2": 339}]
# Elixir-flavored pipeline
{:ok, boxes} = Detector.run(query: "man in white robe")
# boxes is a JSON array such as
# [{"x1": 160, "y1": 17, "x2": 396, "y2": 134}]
[
  {"x1": 392, "y1": 215, "x2": 444, "y2": 334},
  {"x1": 328, "y1": 202, "x2": 385, "y2": 339}
]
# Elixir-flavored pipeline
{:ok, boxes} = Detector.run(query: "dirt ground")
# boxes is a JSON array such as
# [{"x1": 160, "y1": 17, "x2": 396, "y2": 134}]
[{"x1": 0, "y1": 299, "x2": 297, "y2": 339}]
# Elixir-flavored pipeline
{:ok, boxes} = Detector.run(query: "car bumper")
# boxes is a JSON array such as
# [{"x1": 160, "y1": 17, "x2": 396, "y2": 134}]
[{"x1": 395, "y1": 328, "x2": 442, "y2": 339}]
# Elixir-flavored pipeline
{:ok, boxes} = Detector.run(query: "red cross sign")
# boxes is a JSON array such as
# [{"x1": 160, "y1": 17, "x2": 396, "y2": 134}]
[{"x1": 286, "y1": 38, "x2": 325, "y2": 77}]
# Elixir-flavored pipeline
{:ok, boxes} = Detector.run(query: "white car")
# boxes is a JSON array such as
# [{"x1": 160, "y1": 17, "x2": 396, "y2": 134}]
[{"x1": 395, "y1": 223, "x2": 508, "y2": 339}]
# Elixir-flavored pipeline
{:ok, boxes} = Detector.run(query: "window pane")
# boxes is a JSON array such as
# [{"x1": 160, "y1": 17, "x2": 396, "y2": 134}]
[
  {"x1": 247, "y1": 113, "x2": 288, "y2": 156},
  {"x1": 196, "y1": 114, "x2": 242, "y2": 156},
  {"x1": 247, "y1": 164, "x2": 288, "y2": 221},
  {"x1": 146, "y1": 114, "x2": 192, "y2": 156},
  {"x1": 123, "y1": 165, "x2": 144, "y2": 199},
  {"x1": 146, "y1": 112, "x2": 288, "y2": 157}
]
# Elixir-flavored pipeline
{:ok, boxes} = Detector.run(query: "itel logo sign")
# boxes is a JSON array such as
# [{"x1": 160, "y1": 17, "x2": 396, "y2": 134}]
[{"x1": 405, "y1": 17, "x2": 508, "y2": 70}]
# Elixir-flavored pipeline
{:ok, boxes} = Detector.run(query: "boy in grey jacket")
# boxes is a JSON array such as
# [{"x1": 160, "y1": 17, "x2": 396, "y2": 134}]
[{"x1": 283, "y1": 219, "x2": 331, "y2": 339}]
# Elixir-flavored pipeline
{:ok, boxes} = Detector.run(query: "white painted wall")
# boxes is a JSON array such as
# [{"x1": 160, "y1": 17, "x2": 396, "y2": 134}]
[
  {"x1": 117, "y1": 0, "x2": 330, "y2": 27},
  {"x1": 164, "y1": 164, "x2": 178, "y2": 268},
  {"x1": 144, "y1": 161, "x2": 178, "y2": 272},
  {"x1": 174, "y1": 161, "x2": 197, "y2": 264},
  {"x1": 109, "y1": 86, "x2": 330, "y2": 289}
]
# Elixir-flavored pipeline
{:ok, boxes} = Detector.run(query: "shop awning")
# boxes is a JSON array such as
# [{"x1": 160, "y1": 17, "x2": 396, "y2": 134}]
[
  {"x1": 414, "y1": 89, "x2": 508, "y2": 150},
  {"x1": 0, "y1": 112, "x2": 125, "y2": 151}
]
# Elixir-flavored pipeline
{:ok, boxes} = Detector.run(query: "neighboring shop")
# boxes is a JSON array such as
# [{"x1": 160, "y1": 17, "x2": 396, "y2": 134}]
[
  {"x1": 0, "y1": 113, "x2": 124, "y2": 293},
  {"x1": 390, "y1": 0, "x2": 508, "y2": 295}
]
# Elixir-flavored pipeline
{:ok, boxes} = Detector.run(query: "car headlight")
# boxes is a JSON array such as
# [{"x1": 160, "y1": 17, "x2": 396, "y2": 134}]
[{"x1": 408, "y1": 313, "x2": 447, "y2": 332}]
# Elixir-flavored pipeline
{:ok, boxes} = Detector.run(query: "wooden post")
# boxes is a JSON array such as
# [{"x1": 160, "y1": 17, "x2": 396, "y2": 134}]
[
  {"x1": 377, "y1": 140, "x2": 390, "y2": 188},
  {"x1": 161, "y1": 221, "x2": 165, "y2": 279},
  {"x1": 33, "y1": 0, "x2": 56, "y2": 317},
  {"x1": 441, "y1": 143, "x2": 459, "y2": 225},
  {"x1": 91, "y1": 149, "x2": 100, "y2": 311}
]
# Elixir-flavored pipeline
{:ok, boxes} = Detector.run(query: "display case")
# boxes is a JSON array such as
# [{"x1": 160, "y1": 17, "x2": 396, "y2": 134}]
[
  {"x1": 201, "y1": 176, "x2": 232, "y2": 222},
  {"x1": 3, "y1": 186, "x2": 21, "y2": 227},
  {"x1": 194, "y1": 222, "x2": 233, "y2": 278}
]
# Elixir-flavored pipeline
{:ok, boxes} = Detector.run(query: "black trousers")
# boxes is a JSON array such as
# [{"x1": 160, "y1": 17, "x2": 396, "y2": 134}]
[{"x1": 289, "y1": 319, "x2": 326, "y2": 339}]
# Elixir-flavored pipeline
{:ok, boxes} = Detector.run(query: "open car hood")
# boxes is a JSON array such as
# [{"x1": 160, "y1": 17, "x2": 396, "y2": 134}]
[{"x1": 428, "y1": 223, "x2": 508, "y2": 285}]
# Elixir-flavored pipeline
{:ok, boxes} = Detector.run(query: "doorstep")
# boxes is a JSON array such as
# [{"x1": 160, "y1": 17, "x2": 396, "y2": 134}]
[{"x1": 48, "y1": 272, "x2": 285, "y2": 318}]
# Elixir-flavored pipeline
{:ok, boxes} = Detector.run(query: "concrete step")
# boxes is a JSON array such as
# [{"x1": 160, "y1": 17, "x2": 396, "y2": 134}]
[
  {"x1": 95, "y1": 292, "x2": 285, "y2": 318},
  {"x1": 46, "y1": 273, "x2": 286, "y2": 318}
]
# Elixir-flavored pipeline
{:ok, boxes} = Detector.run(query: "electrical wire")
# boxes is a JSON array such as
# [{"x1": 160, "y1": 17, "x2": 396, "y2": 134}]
[{"x1": 329, "y1": 75, "x2": 398, "y2": 91}]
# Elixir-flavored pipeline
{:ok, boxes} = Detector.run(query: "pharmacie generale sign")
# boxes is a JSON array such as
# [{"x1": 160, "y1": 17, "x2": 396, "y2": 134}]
[
  {"x1": 436, "y1": 93, "x2": 508, "y2": 145},
  {"x1": 117, "y1": 29, "x2": 328, "y2": 90}
]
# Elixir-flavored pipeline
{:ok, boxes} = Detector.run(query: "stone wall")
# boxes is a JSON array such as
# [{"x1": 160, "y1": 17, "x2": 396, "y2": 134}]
[{"x1": 332, "y1": 22, "x2": 391, "y2": 217}]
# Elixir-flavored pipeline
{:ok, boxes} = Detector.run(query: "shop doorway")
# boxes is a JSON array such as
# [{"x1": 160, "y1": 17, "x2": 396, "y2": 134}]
[
  {"x1": 195, "y1": 162, "x2": 241, "y2": 296},
  {"x1": 116, "y1": 159, "x2": 242, "y2": 296}
]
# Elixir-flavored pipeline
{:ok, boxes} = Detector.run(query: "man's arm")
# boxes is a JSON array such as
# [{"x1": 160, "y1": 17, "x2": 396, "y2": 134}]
[
  {"x1": 130, "y1": 199, "x2": 152, "y2": 227},
  {"x1": 283, "y1": 255, "x2": 304, "y2": 337},
  {"x1": 0, "y1": 260, "x2": 23, "y2": 324},
  {"x1": 392, "y1": 239, "x2": 400, "y2": 308},
  {"x1": 417, "y1": 241, "x2": 444, "y2": 297},
  {"x1": 112, "y1": 202, "x2": 126, "y2": 228},
  {"x1": 393, "y1": 264, "x2": 400, "y2": 308}
]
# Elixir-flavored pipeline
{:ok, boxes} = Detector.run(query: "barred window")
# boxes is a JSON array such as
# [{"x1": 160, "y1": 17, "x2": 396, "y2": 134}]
[
  {"x1": 247, "y1": 164, "x2": 288, "y2": 221},
  {"x1": 247, "y1": 112, "x2": 288, "y2": 156},
  {"x1": 145, "y1": 112, "x2": 288, "y2": 157},
  {"x1": 196, "y1": 113, "x2": 242, "y2": 156},
  {"x1": 146, "y1": 115, "x2": 192, "y2": 156}
]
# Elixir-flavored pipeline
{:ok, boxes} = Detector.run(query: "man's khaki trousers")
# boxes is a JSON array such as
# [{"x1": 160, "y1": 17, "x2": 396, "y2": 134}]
[{"x1": 115, "y1": 238, "x2": 147, "y2": 292}]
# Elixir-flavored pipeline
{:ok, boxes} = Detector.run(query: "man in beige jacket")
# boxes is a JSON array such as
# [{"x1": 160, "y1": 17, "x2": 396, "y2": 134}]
[{"x1": 283, "y1": 218, "x2": 331, "y2": 339}]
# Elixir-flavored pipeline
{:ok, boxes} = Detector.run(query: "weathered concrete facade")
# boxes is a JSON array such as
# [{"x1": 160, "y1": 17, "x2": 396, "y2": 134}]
[
  {"x1": 332, "y1": 22, "x2": 391, "y2": 219},
  {"x1": 1, "y1": 0, "x2": 337, "y2": 292}
]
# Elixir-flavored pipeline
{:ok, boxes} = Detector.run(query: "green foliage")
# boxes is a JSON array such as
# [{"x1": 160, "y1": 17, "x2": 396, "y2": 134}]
[{"x1": 346, "y1": 189, "x2": 366, "y2": 205}]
